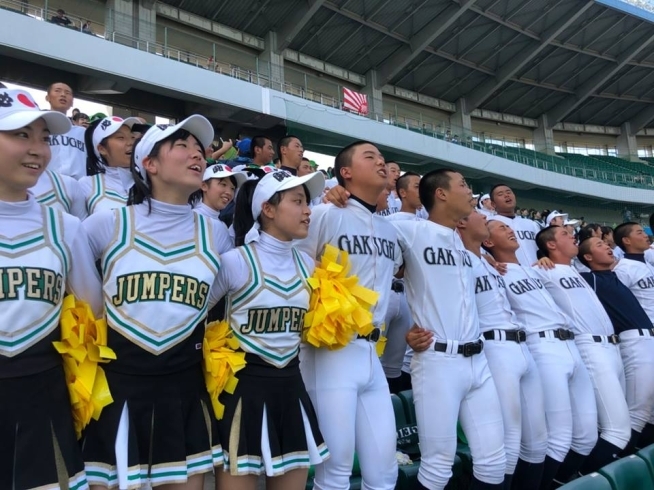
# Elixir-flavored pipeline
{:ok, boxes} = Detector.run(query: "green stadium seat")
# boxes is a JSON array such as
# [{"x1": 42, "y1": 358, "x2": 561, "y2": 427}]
[
  {"x1": 598, "y1": 454, "x2": 654, "y2": 490},
  {"x1": 558, "y1": 472, "x2": 612, "y2": 489},
  {"x1": 637, "y1": 444, "x2": 654, "y2": 480}
]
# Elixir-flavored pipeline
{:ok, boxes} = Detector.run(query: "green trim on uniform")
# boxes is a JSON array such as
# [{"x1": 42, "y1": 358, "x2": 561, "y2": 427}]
[
  {"x1": 0, "y1": 306, "x2": 60, "y2": 347},
  {"x1": 231, "y1": 245, "x2": 260, "y2": 306},
  {"x1": 102, "y1": 207, "x2": 128, "y2": 273},
  {"x1": 47, "y1": 208, "x2": 69, "y2": 274},
  {"x1": 231, "y1": 327, "x2": 299, "y2": 363},
  {"x1": 134, "y1": 237, "x2": 195, "y2": 258},
  {"x1": 49, "y1": 171, "x2": 71, "y2": 212},
  {"x1": 292, "y1": 248, "x2": 309, "y2": 279},
  {"x1": 197, "y1": 214, "x2": 221, "y2": 271}
]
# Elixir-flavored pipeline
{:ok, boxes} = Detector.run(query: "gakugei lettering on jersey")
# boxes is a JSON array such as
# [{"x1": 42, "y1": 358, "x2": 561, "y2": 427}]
[
  {"x1": 475, "y1": 275, "x2": 493, "y2": 294},
  {"x1": 560, "y1": 276, "x2": 586, "y2": 290},
  {"x1": 508, "y1": 277, "x2": 544, "y2": 295},
  {"x1": 337, "y1": 234, "x2": 396, "y2": 260},
  {"x1": 0, "y1": 267, "x2": 63, "y2": 304},
  {"x1": 241, "y1": 307, "x2": 307, "y2": 334},
  {"x1": 111, "y1": 271, "x2": 209, "y2": 310},
  {"x1": 423, "y1": 247, "x2": 473, "y2": 267},
  {"x1": 637, "y1": 276, "x2": 654, "y2": 289},
  {"x1": 516, "y1": 230, "x2": 536, "y2": 241},
  {"x1": 492, "y1": 273, "x2": 506, "y2": 289},
  {"x1": 49, "y1": 134, "x2": 85, "y2": 152}
]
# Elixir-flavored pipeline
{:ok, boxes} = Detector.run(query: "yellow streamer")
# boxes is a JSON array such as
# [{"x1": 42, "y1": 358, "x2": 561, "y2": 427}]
[
  {"x1": 303, "y1": 244, "x2": 380, "y2": 350},
  {"x1": 203, "y1": 320, "x2": 247, "y2": 420},
  {"x1": 52, "y1": 295, "x2": 116, "y2": 439}
]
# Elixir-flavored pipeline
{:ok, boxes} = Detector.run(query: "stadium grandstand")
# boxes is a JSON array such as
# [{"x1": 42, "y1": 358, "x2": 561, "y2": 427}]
[{"x1": 4, "y1": 0, "x2": 654, "y2": 224}]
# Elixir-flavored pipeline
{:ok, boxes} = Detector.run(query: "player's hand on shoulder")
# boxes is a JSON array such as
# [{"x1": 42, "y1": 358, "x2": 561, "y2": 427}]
[
  {"x1": 405, "y1": 324, "x2": 433, "y2": 352},
  {"x1": 483, "y1": 254, "x2": 507, "y2": 275},
  {"x1": 533, "y1": 257, "x2": 555, "y2": 270},
  {"x1": 325, "y1": 185, "x2": 349, "y2": 208}
]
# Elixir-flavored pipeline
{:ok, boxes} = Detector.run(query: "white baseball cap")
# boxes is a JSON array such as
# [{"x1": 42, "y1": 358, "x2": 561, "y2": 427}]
[
  {"x1": 133, "y1": 115, "x2": 214, "y2": 185},
  {"x1": 251, "y1": 169, "x2": 325, "y2": 220},
  {"x1": 546, "y1": 210, "x2": 568, "y2": 226},
  {"x1": 92, "y1": 116, "x2": 141, "y2": 159},
  {"x1": 480, "y1": 193, "x2": 490, "y2": 202},
  {"x1": 564, "y1": 218, "x2": 580, "y2": 226},
  {"x1": 202, "y1": 163, "x2": 247, "y2": 188},
  {"x1": 0, "y1": 89, "x2": 71, "y2": 134}
]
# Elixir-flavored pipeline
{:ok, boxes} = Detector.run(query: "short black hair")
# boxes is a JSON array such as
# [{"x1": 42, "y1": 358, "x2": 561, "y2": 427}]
[
  {"x1": 302, "y1": 157, "x2": 310, "y2": 162},
  {"x1": 418, "y1": 168, "x2": 456, "y2": 213},
  {"x1": 396, "y1": 171, "x2": 420, "y2": 197},
  {"x1": 277, "y1": 135, "x2": 300, "y2": 163},
  {"x1": 72, "y1": 112, "x2": 88, "y2": 122},
  {"x1": 614, "y1": 222, "x2": 640, "y2": 252},
  {"x1": 333, "y1": 140, "x2": 377, "y2": 187},
  {"x1": 489, "y1": 183, "x2": 511, "y2": 202},
  {"x1": 600, "y1": 226, "x2": 613, "y2": 240},
  {"x1": 46, "y1": 82, "x2": 73, "y2": 95},
  {"x1": 577, "y1": 223, "x2": 602, "y2": 242},
  {"x1": 535, "y1": 225, "x2": 560, "y2": 259},
  {"x1": 577, "y1": 238, "x2": 594, "y2": 268},
  {"x1": 251, "y1": 135, "x2": 271, "y2": 158}
]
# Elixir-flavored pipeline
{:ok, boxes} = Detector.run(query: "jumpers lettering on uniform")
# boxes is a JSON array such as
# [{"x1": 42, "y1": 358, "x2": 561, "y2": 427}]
[
  {"x1": 111, "y1": 271, "x2": 209, "y2": 310},
  {"x1": 49, "y1": 135, "x2": 85, "y2": 152},
  {"x1": 475, "y1": 275, "x2": 493, "y2": 294},
  {"x1": 337, "y1": 234, "x2": 396, "y2": 260},
  {"x1": 559, "y1": 276, "x2": 587, "y2": 290},
  {"x1": 637, "y1": 276, "x2": 654, "y2": 289},
  {"x1": 241, "y1": 307, "x2": 307, "y2": 334},
  {"x1": 508, "y1": 277, "x2": 544, "y2": 295},
  {"x1": 0, "y1": 266, "x2": 63, "y2": 304}
]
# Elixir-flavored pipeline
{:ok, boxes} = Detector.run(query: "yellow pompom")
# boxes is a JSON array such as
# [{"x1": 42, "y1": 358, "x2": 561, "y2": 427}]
[
  {"x1": 53, "y1": 295, "x2": 116, "y2": 439},
  {"x1": 203, "y1": 320, "x2": 247, "y2": 419},
  {"x1": 303, "y1": 244, "x2": 380, "y2": 350}
]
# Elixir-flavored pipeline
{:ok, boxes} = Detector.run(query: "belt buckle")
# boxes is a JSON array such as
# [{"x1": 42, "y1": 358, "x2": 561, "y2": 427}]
[
  {"x1": 462, "y1": 341, "x2": 481, "y2": 357},
  {"x1": 557, "y1": 328, "x2": 570, "y2": 340},
  {"x1": 610, "y1": 334, "x2": 619, "y2": 344},
  {"x1": 369, "y1": 328, "x2": 380, "y2": 342},
  {"x1": 517, "y1": 331, "x2": 526, "y2": 343}
]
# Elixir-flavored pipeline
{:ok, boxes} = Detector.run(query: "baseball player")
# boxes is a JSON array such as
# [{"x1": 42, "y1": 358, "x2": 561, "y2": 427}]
[
  {"x1": 30, "y1": 168, "x2": 87, "y2": 219},
  {"x1": 376, "y1": 161, "x2": 401, "y2": 216},
  {"x1": 488, "y1": 185, "x2": 540, "y2": 266},
  {"x1": 398, "y1": 169, "x2": 506, "y2": 490},
  {"x1": 532, "y1": 226, "x2": 631, "y2": 474},
  {"x1": 458, "y1": 210, "x2": 547, "y2": 490},
  {"x1": 484, "y1": 220, "x2": 597, "y2": 489},
  {"x1": 298, "y1": 141, "x2": 402, "y2": 489}
]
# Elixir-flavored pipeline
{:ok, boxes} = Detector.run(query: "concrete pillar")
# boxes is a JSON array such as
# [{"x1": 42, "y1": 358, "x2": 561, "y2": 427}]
[
  {"x1": 363, "y1": 70, "x2": 384, "y2": 121},
  {"x1": 450, "y1": 98, "x2": 472, "y2": 139},
  {"x1": 534, "y1": 114, "x2": 556, "y2": 156},
  {"x1": 260, "y1": 32, "x2": 284, "y2": 89},
  {"x1": 105, "y1": 0, "x2": 156, "y2": 46},
  {"x1": 617, "y1": 122, "x2": 640, "y2": 162}
]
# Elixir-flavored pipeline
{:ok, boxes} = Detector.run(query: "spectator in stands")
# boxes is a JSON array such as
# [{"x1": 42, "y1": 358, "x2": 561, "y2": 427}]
[
  {"x1": 50, "y1": 9, "x2": 72, "y2": 27},
  {"x1": 206, "y1": 55, "x2": 214, "y2": 70},
  {"x1": 309, "y1": 159, "x2": 318, "y2": 173},
  {"x1": 477, "y1": 193, "x2": 495, "y2": 217},
  {"x1": 277, "y1": 135, "x2": 304, "y2": 175},
  {"x1": 545, "y1": 210, "x2": 567, "y2": 227},
  {"x1": 72, "y1": 108, "x2": 80, "y2": 118},
  {"x1": 273, "y1": 157, "x2": 281, "y2": 169},
  {"x1": 249, "y1": 135, "x2": 275, "y2": 168},
  {"x1": 72, "y1": 112, "x2": 89, "y2": 128},
  {"x1": 579, "y1": 223, "x2": 603, "y2": 242},
  {"x1": 298, "y1": 157, "x2": 313, "y2": 177},
  {"x1": 623, "y1": 207, "x2": 633, "y2": 223},
  {"x1": 445, "y1": 129, "x2": 452, "y2": 141},
  {"x1": 82, "y1": 21, "x2": 92, "y2": 35},
  {"x1": 451, "y1": 134, "x2": 459, "y2": 144}
]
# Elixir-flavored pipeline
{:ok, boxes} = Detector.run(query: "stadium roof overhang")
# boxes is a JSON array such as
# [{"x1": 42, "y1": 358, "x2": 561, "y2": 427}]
[{"x1": 160, "y1": 0, "x2": 654, "y2": 130}]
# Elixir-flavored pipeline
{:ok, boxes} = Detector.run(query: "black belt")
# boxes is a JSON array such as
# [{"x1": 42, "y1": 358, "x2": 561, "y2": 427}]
[
  {"x1": 434, "y1": 340, "x2": 483, "y2": 357},
  {"x1": 636, "y1": 328, "x2": 654, "y2": 336},
  {"x1": 483, "y1": 330, "x2": 526, "y2": 343},
  {"x1": 539, "y1": 328, "x2": 575, "y2": 341},
  {"x1": 391, "y1": 281, "x2": 404, "y2": 293},
  {"x1": 357, "y1": 327, "x2": 381, "y2": 342},
  {"x1": 592, "y1": 334, "x2": 620, "y2": 345}
]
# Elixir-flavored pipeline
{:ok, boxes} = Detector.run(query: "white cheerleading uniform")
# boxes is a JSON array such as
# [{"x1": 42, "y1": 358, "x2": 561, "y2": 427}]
[
  {"x1": 502, "y1": 263, "x2": 598, "y2": 462},
  {"x1": 391, "y1": 219, "x2": 506, "y2": 489},
  {"x1": 208, "y1": 233, "x2": 329, "y2": 476},
  {"x1": 193, "y1": 202, "x2": 231, "y2": 240},
  {"x1": 531, "y1": 265, "x2": 631, "y2": 451},
  {"x1": 78, "y1": 167, "x2": 134, "y2": 215},
  {"x1": 489, "y1": 215, "x2": 540, "y2": 266},
  {"x1": 30, "y1": 169, "x2": 87, "y2": 220},
  {"x1": 81, "y1": 200, "x2": 232, "y2": 488},
  {"x1": 298, "y1": 198, "x2": 402, "y2": 490},
  {"x1": 472, "y1": 255, "x2": 547, "y2": 475},
  {"x1": 0, "y1": 196, "x2": 101, "y2": 490},
  {"x1": 48, "y1": 124, "x2": 87, "y2": 179}
]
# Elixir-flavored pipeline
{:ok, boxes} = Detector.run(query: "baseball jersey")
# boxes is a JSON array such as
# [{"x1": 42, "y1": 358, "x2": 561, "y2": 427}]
[
  {"x1": 613, "y1": 247, "x2": 625, "y2": 260},
  {"x1": 209, "y1": 232, "x2": 314, "y2": 368},
  {"x1": 385, "y1": 211, "x2": 422, "y2": 222},
  {"x1": 78, "y1": 167, "x2": 134, "y2": 215},
  {"x1": 531, "y1": 264, "x2": 614, "y2": 336},
  {"x1": 30, "y1": 170, "x2": 87, "y2": 220},
  {"x1": 502, "y1": 263, "x2": 571, "y2": 334},
  {"x1": 390, "y1": 220, "x2": 479, "y2": 341},
  {"x1": 376, "y1": 192, "x2": 402, "y2": 217},
  {"x1": 0, "y1": 197, "x2": 102, "y2": 378},
  {"x1": 489, "y1": 215, "x2": 540, "y2": 267},
  {"x1": 298, "y1": 198, "x2": 402, "y2": 329},
  {"x1": 471, "y1": 254, "x2": 523, "y2": 333},
  {"x1": 47, "y1": 125, "x2": 87, "y2": 179},
  {"x1": 613, "y1": 257, "x2": 654, "y2": 323},
  {"x1": 83, "y1": 199, "x2": 232, "y2": 374}
]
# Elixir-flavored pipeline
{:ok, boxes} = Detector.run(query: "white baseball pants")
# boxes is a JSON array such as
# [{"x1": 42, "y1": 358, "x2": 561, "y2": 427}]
[
  {"x1": 411, "y1": 345, "x2": 506, "y2": 490},
  {"x1": 527, "y1": 332, "x2": 598, "y2": 462},
  {"x1": 618, "y1": 330, "x2": 654, "y2": 432},
  {"x1": 300, "y1": 340, "x2": 398, "y2": 490}
]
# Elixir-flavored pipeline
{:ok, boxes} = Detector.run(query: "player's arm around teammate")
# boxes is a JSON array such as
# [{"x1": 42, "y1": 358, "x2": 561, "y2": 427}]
[
  {"x1": 297, "y1": 142, "x2": 402, "y2": 490},
  {"x1": 207, "y1": 169, "x2": 328, "y2": 490},
  {"x1": 392, "y1": 170, "x2": 506, "y2": 490},
  {"x1": 81, "y1": 116, "x2": 231, "y2": 490},
  {"x1": 0, "y1": 89, "x2": 103, "y2": 490}
]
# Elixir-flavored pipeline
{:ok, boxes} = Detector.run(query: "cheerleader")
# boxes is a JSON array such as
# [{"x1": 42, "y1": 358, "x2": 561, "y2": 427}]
[
  {"x1": 30, "y1": 168, "x2": 88, "y2": 219},
  {"x1": 208, "y1": 169, "x2": 329, "y2": 489},
  {"x1": 193, "y1": 162, "x2": 247, "y2": 230},
  {"x1": 0, "y1": 88, "x2": 103, "y2": 489},
  {"x1": 78, "y1": 116, "x2": 141, "y2": 215},
  {"x1": 81, "y1": 115, "x2": 233, "y2": 489}
]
